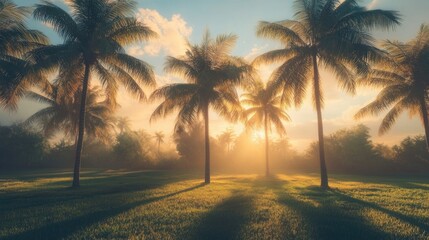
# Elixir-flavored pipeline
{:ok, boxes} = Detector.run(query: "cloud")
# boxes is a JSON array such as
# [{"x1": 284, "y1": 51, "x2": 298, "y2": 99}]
[
  {"x1": 129, "y1": 9, "x2": 192, "y2": 57},
  {"x1": 367, "y1": 0, "x2": 381, "y2": 9}
]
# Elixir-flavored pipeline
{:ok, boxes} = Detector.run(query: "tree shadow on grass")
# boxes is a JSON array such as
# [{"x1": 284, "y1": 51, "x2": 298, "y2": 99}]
[
  {"x1": 331, "y1": 189, "x2": 429, "y2": 234},
  {"x1": 264, "y1": 178, "x2": 393, "y2": 240},
  {"x1": 0, "y1": 171, "x2": 196, "y2": 211},
  {"x1": 3, "y1": 183, "x2": 205, "y2": 240},
  {"x1": 190, "y1": 191, "x2": 255, "y2": 240}
]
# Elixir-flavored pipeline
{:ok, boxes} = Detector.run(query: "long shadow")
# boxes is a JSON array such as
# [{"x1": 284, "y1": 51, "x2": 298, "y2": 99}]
[
  {"x1": 3, "y1": 183, "x2": 205, "y2": 240},
  {"x1": 332, "y1": 189, "x2": 429, "y2": 233},
  {"x1": 263, "y1": 177, "x2": 393, "y2": 240},
  {"x1": 0, "y1": 171, "x2": 197, "y2": 211},
  {"x1": 190, "y1": 191, "x2": 255, "y2": 240}
]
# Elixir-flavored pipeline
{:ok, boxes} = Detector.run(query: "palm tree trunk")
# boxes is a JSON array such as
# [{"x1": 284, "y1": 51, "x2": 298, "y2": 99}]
[
  {"x1": 72, "y1": 63, "x2": 90, "y2": 188},
  {"x1": 264, "y1": 112, "x2": 269, "y2": 177},
  {"x1": 203, "y1": 103, "x2": 211, "y2": 184},
  {"x1": 312, "y1": 53, "x2": 329, "y2": 189},
  {"x1": 419, "y1": 97, "x2": 429, "y2": 151}
]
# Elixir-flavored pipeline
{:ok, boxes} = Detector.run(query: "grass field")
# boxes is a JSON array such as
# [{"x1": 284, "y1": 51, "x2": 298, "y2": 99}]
[{"x1": 0, "y1": 170, "x2": 428, "y2": 240}]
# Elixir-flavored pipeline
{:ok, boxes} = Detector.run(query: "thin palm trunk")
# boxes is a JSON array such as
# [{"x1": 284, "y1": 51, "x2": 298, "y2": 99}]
[
  {"x1": 72, "y1": 63, "x2": 90, "y2": 188},
  {"x1": 312, "y1": 53, "x2": 329, "y2": 189},
  {"x1": 157, "y1": 140, "x2": 161, "y2": 155},
  {"x1": 264, "y1": 111, "x2": 269, "y2": 177},
  {"x1": 203, "y1": 103, "x2": 211, "y2": 184},
  {"x1": 419, "y1": 97, "x2": 429, "y2": 151}
]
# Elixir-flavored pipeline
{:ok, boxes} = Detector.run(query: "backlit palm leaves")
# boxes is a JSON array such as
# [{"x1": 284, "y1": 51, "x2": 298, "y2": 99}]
[
  {"x1": 356, "y1": 24, "x2": 429, "y2": 149},
  {"x1": 0, "y1": 0, "x2": 48, "y2": 109},
  {"x1": 25, "y1": 83, "x2": 115, "y2": 143},
  {"x1": 242, "y1": 82, "x2": 290, "y2": 176},
  {"x1": 31, "y1": 0, "x2": 157, "y2": 187},
  {"x1": 150, "y1": 31, "x2": 252, "y2": 183},
  {"x1": 254, "y1": 0, "x2": 400, "y2": 188}
]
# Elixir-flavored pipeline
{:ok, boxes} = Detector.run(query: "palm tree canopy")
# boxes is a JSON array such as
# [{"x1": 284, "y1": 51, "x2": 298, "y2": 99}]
[
  {"x1": 0, "y1": 0, "x2": 49, "y2": 109},
  {"x1": 30, "y1": 0, "x2": 157, "y2": 106},
  {"x1": 150, "y1": 31, "x2": 253, "y2": 128},
  {"x1": 355, "y1": 24, "x2": 429, "y2": 134},
  {"x1": 154, "y1": 131, "x2": 165, "y2": 143},
  {"x1": 254, "y1": 0, "x2": 400, "y2": 107},
  {"x1": 24, "y1": 83, "x2": 115, "y2": 142},
  {"x1": 116, "y1": 116, "x2": 131, "y2": 133},
  {"x1": 242, "y1": 81, "x2": 290, "y2": 136}
]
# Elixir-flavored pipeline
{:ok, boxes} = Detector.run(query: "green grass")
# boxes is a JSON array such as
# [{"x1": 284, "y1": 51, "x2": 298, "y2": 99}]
[{"x1": 1, "y1": 170, "x2": 428, "y2": 240}]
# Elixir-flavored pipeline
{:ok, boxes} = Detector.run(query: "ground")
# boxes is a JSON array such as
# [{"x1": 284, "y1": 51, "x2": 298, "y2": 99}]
[{"x1": 0, "y1": 170, "x2": 428, "y2": 240}]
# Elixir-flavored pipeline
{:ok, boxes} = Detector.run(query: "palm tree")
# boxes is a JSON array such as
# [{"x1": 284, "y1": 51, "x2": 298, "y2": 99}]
[
  {"x1": 25, "y1": 83, "x2": 116, "y2": 143},
  {"x1": 116, "y1": 117, "x2": 131, "y2": 134},
  {"x1": 31, "y1": 0, "x2": 157, "y2": 187},
  {"x1": 242, "y1": 82, "x2": 290, "y2": 176},
  {"x1": 0, "y1": 0, "x2": 48, "y2": 109},
  {"x1": 150, "y1": 31, "x2": 252, "y2": 183},
  {"x1": 218, "y1": 128, "x2": 235, "y2": 153},
  {"x1": 154, "y1": 131, "x2": 165, "y2": 155},
  {"x1": 254, "y1": 0, "x2": 400, "y2": 188},
  {"x1": 355, "y1": 24, "x2": 429, "y2": 150}
]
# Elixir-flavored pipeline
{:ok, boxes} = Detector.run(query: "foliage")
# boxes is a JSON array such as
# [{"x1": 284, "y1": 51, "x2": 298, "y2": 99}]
[
  {"x1": 0, "y1": 125, "x2": 47, "y2": 168},
  {"x1": 355, "y1": 24, "x2": 429, "y2": 137},
  {"x1": 113, "y1": 130, "x2": 156, "y2": 168},
  {"x1": 0, "y1": 0, "x2": 48, "y2": 109}
]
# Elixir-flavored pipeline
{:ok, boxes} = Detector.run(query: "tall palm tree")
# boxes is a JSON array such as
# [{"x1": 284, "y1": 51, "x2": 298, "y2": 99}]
[
  {"x1": 31, "y1": 0, "x2": 157, "y2": 187},
  {"x1": 0, "y1": 0, "x2": 48, "y2": 109},
  {"x1": 218, "y1": 128, "x2": 235, "y2": 153},
  {"x1": 25, "y1": 83, "x2": 116, "y2": 143},
  {"x1": 254, "y1": 0, "x2": 400, "y2": 188},
  {"x1": 355, "y1": 24, "x2": 429, "y2": 149},
  {"x1": 150, "y1": 31, "x2": 252, "y2": 183},
  {"x1": 154, "y1": 131, "x2": 165, "y2": 155},
  {"x1": 116, "y1": 116, "x2": 131, "y2": 134},
  {"x1": 242, "y1": 82, "x2": 290, "y2": 176}
]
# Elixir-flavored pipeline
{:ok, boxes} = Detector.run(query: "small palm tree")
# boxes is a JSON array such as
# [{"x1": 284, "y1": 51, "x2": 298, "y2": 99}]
[
  {"x1": 25, "y1": 83, "x2": 116, "y2": 143},
  {"x1": 218, "y1": 128, "x2": 235, "y2": 153},
  {"x1": 254, "y1": 0, "x2": 400, "y2": 188},
  {"x1": 150, "y1": 31, "x2": 252, "y2": 183},
  {"x1": 154, "y1": 131, "x2": 165, "y2": 155},
  {"x1": 242, "y1": 82, "x2": 290, "y2": 176},
  {"x1": 31, "y1": 0, "x2": 157, "y2": 187},
  {"x1": 355, "y1": 24, "x2": 429, "y2": 149},
  {"x1": 0, "y1": 0, "x2": 48, "y2": 109},
  {"x1": 116, "y1": 117, "x2": 131, "y2": 134}
]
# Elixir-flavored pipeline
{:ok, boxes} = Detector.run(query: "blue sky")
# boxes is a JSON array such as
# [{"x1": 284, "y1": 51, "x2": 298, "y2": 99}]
[{"x1": 4, "y1": 0, "x2": 429, "y2": 151}]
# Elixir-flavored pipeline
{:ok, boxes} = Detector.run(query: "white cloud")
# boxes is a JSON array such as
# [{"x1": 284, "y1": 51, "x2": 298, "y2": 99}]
[{"x1": 130, "y1": 9, "x2": 192, "y2": 57}]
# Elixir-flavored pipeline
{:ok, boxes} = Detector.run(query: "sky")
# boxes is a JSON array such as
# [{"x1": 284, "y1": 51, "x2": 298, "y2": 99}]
[{"x1": 4, "y1": 0, "x2": 429, "y2": 151}]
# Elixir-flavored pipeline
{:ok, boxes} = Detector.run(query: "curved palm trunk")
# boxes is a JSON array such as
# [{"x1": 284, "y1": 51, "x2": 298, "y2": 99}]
[
  {"x1": 312, "y1": 53, "x2": 329, "y2": 189},
  {"x1": 72, "y1": 63, "x2": 90, "y2": 188},
  {"x1": 419, "y1": 97, "x2": 429, "y2": 151},
  {"x1": 203, "y1": 103, "x2": 211, "y2": 184},
  {"x1": 264, "y1": 112, "x2": 269, "y2": 177}
]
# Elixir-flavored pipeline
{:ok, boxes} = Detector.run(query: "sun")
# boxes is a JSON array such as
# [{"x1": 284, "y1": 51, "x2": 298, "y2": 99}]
[{"x1": 251, "y1": 129, "x2": 265, "y2": 142}]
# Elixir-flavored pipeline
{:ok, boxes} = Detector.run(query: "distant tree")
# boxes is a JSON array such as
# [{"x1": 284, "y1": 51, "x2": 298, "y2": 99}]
[
  {"x1": 242, "y1": 82, "x2": 290, "y2": 176},
  {"x1": 392, "y1": 136, "x2": 429, "y2": 172},
  {"x1": 218, "y1": 128, "x2": 235, "y2": 153},
  {"x1": 32, "y1": 0, "x2": 157, "y2": 187},
  {"x1": 150, "y1": 31, "x2": 252, "y2": 183},
  {"x1": 0, "y1": 125, "x2": 47, "y2": 168},
  {"x1": 255, "y1": 0, "x2": 400, "y2": 188},
  {"x1": 154, "y1": 131, "x2": 165, "y2": 155},
  {"x1": 116, "y1": 117, "x2": 131, "y2": 134},
  {"x1": 25, "y1": 83, "x2": 116, "y2": 143},
  {"x1": 356, "y1": 25, "x2": 429, "y2": 151},
  {"x1": 114, "y1": 130, "x2": 154, "y2": 168},
  {"x1": 173, "y1": 123, "x2": 205, "y2": 168},
  {"x1": 0, "y1": 0, "x2": 48, "y2": 109}
]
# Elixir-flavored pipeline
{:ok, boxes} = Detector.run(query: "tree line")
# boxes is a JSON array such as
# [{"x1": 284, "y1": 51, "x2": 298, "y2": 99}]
[
  {"x1": 0, "y1": 0, "x2": 428, "y2": 188},
  {"x1": 1, "y1": 123, "x2": 428, "y2": 176}
]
